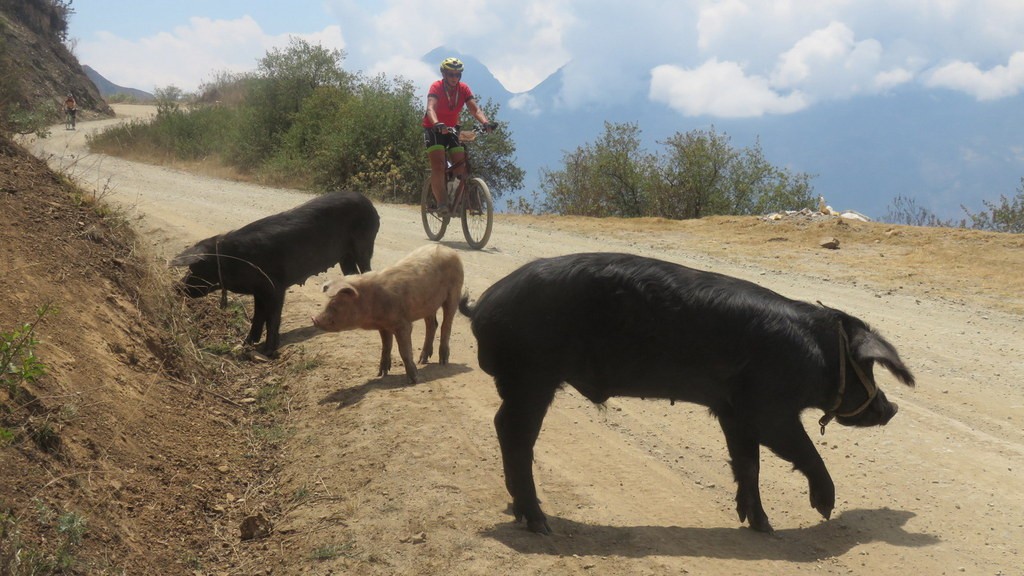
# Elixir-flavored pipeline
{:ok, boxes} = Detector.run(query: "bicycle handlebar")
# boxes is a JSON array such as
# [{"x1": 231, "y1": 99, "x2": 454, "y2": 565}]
[{"x1": 435, "y1": 122, "x2": 499, "y2": 135}]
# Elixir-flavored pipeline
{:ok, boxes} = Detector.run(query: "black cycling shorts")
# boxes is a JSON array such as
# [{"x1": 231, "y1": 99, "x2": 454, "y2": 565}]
[{"x1": 423, "y1": 127, "x2": 463, "y2": 153}]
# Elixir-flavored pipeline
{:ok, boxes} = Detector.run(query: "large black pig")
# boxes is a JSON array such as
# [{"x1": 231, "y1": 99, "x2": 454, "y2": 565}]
[
  {"x1": 171, "y1": 191, "x2": 379, "y2": 356},
  {"x1": 459, "y1": 252, "x2": 915, "y2": 534}
]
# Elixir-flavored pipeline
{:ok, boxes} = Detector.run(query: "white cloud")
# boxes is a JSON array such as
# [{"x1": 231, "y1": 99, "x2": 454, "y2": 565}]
[
  {"x1": 649, "y1": 60, "x2": 808, "y2": 118},
  {"x1": 326, "y1": 0, "x2": 572, "y2": 94},
  {"x1": 78, "y1": 17, "x2": 344, "y2": 93},
  {"x1": 696, "y1": 0, "x2": 749, "y2": 51},
  {"x1": 75, "y1": 0, "x2": 1024, "y2": 112},
  {"x1": 925, "y1": 52, "x2": 1024, "y2": 100},
  {"x1": 508, "y1": 93, "x2": 542, "y2": 116}
]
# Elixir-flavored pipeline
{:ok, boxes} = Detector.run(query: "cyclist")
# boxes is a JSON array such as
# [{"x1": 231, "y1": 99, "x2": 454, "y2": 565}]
[
  {"x1": 63, "y1": 93, "x2": 77, "y2": 129},
  {"x1": 422, "y1": 57, "x2": 493, "y2": 216}
]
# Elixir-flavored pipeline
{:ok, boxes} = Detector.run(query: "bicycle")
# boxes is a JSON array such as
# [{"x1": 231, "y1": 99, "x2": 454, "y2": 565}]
[
  {"x1": 64, "y1": 109, "x2": 76, "y2": 130},
  {"x1": 420, "y1": 124, "x2": 495, "y2": 250}
]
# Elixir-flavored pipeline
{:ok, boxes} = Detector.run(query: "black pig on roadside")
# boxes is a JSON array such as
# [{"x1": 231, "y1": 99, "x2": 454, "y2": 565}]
[
  {"x1": 171, "y1": 191, "x2": 379, "y2": 356},
  {"x1": 460, "y1": 252, "x2": 915, "y2": 534}
]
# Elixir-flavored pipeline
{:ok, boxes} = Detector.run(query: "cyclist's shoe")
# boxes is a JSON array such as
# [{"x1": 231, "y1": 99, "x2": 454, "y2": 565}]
[{"x1": 436, "y1": 202, "x2": 451, "y2": 218}]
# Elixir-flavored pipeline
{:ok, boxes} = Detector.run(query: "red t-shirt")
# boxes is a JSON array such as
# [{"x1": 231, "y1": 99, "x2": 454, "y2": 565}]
[{"x1": 422, "y1": 80, "x2": 474, "y2": 128}]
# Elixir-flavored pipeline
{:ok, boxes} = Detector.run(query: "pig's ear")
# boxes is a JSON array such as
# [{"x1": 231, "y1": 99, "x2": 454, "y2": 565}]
[
  {"x1": 848, "y1": 323, "x2": 915, "y2": 387},
  {"x1": 169, "y1": 248, "x2": 203, "y2": 267},
  {"x1": 337, "y1": 285, "x2": 358, "y2": 298},
  {"x1": 323, "y1": 279, "x2": 356, "y2": 298},
  {"x1": 169, "y1": 238, "x2": 215, "y2": 267}
]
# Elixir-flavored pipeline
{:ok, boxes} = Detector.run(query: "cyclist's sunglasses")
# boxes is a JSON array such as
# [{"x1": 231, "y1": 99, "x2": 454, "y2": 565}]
[{"x1": 444, "y1": 71, "x2": 462, "y2": 78}]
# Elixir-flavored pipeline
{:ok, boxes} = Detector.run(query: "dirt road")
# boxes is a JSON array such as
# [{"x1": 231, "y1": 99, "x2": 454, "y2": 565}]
[{"x1": 30, "y1": 106, "x2": 1023, "y2": 575}]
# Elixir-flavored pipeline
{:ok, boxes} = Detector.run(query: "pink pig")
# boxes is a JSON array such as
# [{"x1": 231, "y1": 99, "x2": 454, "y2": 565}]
[{"x1": 312, "y1": 244, "x2": 464, "y2": 383}]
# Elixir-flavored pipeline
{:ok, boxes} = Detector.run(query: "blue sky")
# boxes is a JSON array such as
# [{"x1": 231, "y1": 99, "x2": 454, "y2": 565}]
[{"x1": 71, "y1": 0, "x2": 1024, "y2": 118}]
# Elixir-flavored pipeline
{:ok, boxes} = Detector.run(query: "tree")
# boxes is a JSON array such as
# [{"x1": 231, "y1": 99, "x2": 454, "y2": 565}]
[
  {"x1": 654, "y1": 127, "x2": 736, "y2": 219},
  {"x1": 539, "y1": 147, "x2": 607, "y2": 216},
  {"x1": 458, "y1": 99, "x2": 524, "y2": 200},
  {"x1": 233, "y1": 38, "x2": 353, "y2": 169},
  {"x1": 533, "y1": 124, "x2": 814, "y2": 219},
  {"x1": 591, "y1": 122, "x2": 655, "y2": 217},
  {"x1": 536, "y1": 122, "x2": 657, "y2": 217}
]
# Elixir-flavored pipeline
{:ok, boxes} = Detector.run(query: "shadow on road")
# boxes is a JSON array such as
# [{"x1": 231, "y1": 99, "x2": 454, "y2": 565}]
[
  {"x1": 482, "y1": 508, "x2": 938, "y2": 562},
  {"x1": 318, "y1": 362, "x2": 474, "y2": 408}
]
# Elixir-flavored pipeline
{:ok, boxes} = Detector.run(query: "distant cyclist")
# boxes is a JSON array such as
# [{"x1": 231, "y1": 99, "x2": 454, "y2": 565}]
[
  {"x1": 63, "y1": 93, "x2": 77, "y2": 129},
  {"x1": 422, "y1": 57, "x2": 493, "y2": 216}
]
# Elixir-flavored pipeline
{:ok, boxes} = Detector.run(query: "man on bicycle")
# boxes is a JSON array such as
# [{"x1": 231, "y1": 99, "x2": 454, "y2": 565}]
[
  {"x1": 63, "y1": 93, "x2": 77, "y2": 129},
  {"x1": 422, "y1": 57, "x2": 493, "y2": 216}
]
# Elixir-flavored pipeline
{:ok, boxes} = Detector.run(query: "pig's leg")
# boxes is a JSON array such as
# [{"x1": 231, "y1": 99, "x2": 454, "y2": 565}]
[
  {"x1": 394, "y1": 322, "x2": 419, "y2": 384},
  {"x1": 494, "y1": 379, "x2": 557, "y2": 534},
  {"x1": 246, "y1": 295, "x2": 268, "y2": 345},
  {"x1": 759, "y1": 417, "x2": 834, "y2": 521},
  {"x1": 438, "y1": 297, "x2": 456, "y2": 365},
  {"x1": 718, "y1": 412, "x2": 772, "y2": 533},
  {"x1": 378, "y1": 330, "x2": 393, "y2": 377},
  {"x1": 419, "y1": 313, "x2": 438, "y2": 364},
  {"x1": 260, "y1": 290, "x2": 286, "y2": 357},
  {"x1": 340, "y1": 253, "x2": 359, "y2": 276}
]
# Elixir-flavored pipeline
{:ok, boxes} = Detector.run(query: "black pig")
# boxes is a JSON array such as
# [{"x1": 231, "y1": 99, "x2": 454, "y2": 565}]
[
  {"x1": 171, "y1": 191, "x2": 379, "y2": 356},
  {"x1": 460, "y1": 252, "x2": 915, "y2": 534}
]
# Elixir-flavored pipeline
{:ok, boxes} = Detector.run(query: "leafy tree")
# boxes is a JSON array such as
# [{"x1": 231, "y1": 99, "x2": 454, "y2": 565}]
[
  {"x1": 536, "y1": 123, "x2": 813, "y2": 219},
  {"x1": 592, "y1": 122, "x2": 656, "y2": 217},
  {"x1": 539, "y1": 122, "x2": 657, "y2": 217},
  {"x1": 232, "y1": 38, "x2": 353, "y2": 169},
  {"x1": 287, "y1": 74, "x2": 424, "y2": 199},
  {"x1": 654, "y1": 127, "x2": 737, "y2": 219},
  {"x1": 458, "y1": 99, "x2": 524, "y2": 200},
  {"x1": 539, "y1": 146, "x2": 608, "y2": 216}
]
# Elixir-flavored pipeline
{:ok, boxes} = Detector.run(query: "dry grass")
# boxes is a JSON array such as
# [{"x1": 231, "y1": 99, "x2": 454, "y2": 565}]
[{"x1": 505, "y1": 213, "x2": 1024, "y2": 314}]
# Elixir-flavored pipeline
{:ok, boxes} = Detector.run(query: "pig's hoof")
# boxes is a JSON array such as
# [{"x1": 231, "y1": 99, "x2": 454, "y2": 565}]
[
  {"x1": 809, "y1": 481, "x2": 835, "y2": 519},
  {"x1": 526, "y1": 517, "x2": 551, "y2": 535}
]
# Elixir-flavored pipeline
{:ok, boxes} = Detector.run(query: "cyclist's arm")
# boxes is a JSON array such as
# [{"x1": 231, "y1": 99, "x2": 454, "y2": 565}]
[
  {"x1": 465, "y1": 98, "x2": 492, "y2": 129},
  {"x1": 425, "y1": 95, "x2": 442, "y2": 127}
]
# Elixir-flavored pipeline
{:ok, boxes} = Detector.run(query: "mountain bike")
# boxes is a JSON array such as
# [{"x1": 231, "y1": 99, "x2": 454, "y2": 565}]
[
  {"x1": 420, "y1": 124, "x2": 495, "y2": 250},
  {"x1": 64, "y1": 109, "x2": 76, "y2": 130}
]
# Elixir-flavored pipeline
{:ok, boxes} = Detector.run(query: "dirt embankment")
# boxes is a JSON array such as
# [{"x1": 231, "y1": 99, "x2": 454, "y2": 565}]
[{"x1": 6, "y1": 106, "x2": 1022, "y2": 575}]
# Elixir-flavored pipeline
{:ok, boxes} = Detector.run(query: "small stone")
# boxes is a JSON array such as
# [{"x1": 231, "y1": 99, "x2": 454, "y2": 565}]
[{"x1": 240, "y1": 513, "x2": 273, "y2": 541}]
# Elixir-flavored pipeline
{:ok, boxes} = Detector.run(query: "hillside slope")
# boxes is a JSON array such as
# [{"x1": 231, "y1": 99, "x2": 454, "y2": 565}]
[
  {"x1": 0, "y1": 2, "x2": 112, "y2": 121},
  {"x1": 0, "y1": 135, "x2": 276, "y2": 574}
]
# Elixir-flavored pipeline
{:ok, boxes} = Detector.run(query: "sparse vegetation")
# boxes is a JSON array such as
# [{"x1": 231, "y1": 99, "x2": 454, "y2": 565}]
[
  {"x1": 0, "y1": 500, "x2": 88, "y2": 575},
  {"x1": 0, "y1": 34, "x2": 52, "y2": 137},
  {"x1": 311, "y1": 542, "x2": 354, "y2": 561},
  {"x1": 886, "y1": 179, "x2": 1024, "y2": 233},
  {"x1": 0, "y1": 304, "x2": 51, "y2": 399}
]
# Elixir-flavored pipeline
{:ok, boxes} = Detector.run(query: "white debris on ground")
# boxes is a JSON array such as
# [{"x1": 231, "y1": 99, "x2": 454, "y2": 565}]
[{"x1": 762, "y1": 195, "x2": 872, "y2": 223}]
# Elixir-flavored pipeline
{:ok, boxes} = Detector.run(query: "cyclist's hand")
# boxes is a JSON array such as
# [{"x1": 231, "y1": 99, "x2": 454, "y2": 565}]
[
  {"x1": 433, "y1": 122, "x2": 448, "y2": 134},
  {"x1": 484, "y1": 122, "x2": 498, "y2": 133}
]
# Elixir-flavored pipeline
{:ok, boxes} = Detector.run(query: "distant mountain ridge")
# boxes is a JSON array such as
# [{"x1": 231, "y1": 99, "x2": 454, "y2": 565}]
[
  {"x1": 423, "y1": 47, "x2": 1024, "y2": 220},
  {"x1": 84, "y1": 65, "x2": 154, "y2": 101}
]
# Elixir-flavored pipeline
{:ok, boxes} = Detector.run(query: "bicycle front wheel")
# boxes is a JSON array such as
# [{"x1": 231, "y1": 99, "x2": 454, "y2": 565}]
[
  {"x1": 421, "y1": 175, "x2": 449, "y2": 241},
  {"x1": 461, "y1": 177, "x2": 493, "y2": 250}
]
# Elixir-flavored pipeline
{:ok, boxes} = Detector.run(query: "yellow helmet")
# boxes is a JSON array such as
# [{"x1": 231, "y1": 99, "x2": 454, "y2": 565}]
[{"x1": 440, "y1": 57, "x2": 464, "y2": 74}]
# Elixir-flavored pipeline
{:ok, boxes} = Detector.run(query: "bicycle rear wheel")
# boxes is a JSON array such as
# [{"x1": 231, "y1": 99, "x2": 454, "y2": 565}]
[
  {"x1": 461, "y1": 177, "x2": 493, "y2": 250},
  {"x1": 421, "y1": 175, "x2": 449, "y2": 241}
]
